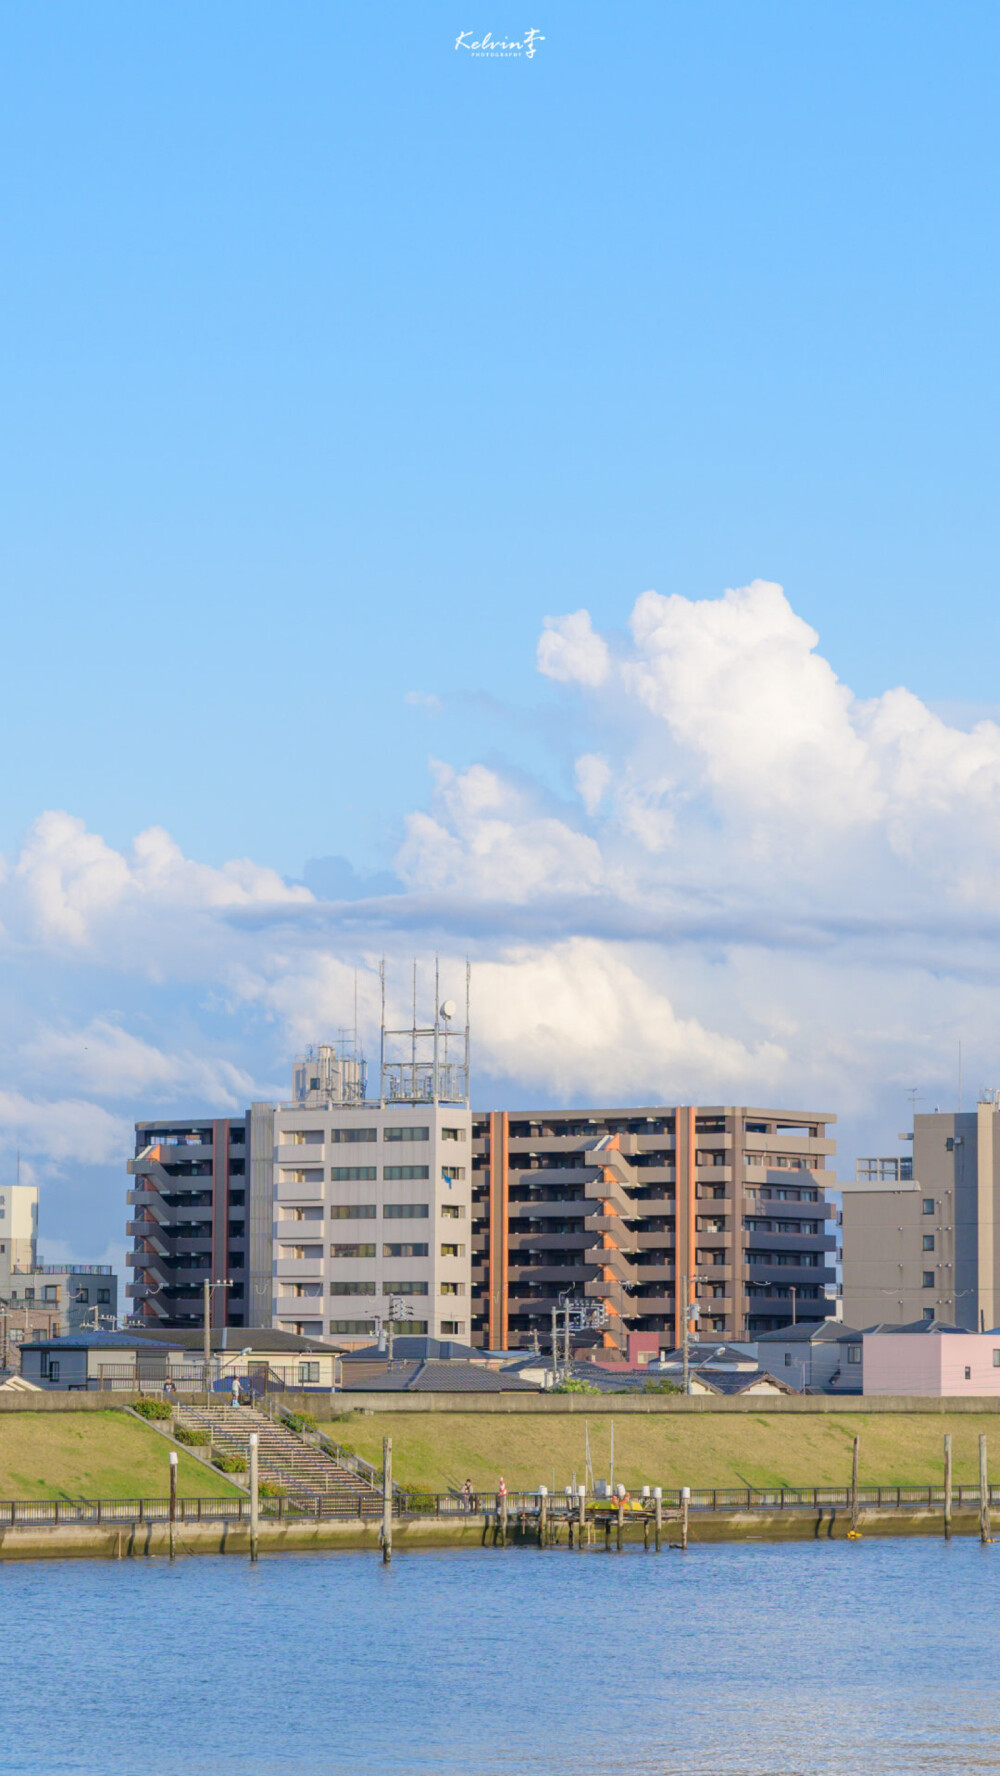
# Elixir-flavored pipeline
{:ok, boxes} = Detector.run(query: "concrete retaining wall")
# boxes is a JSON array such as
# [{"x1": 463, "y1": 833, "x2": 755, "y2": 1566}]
[{"x1": 326, "y1": 1392, "x2": 1000, "y2": 1416}]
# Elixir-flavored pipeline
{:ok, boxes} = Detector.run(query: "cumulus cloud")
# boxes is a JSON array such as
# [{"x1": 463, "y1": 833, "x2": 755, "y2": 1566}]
[
  {"x1": 537, "y1": 609, "x2": 610, "y2": 686},
  {"x1": 7, "y1": 576, "x2": 1000, "y2": 1265}
]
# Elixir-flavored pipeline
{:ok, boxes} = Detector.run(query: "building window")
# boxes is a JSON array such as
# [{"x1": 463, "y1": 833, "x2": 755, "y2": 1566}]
[
  {"x1": 441, "y1": 1205, "x2": 465, "y2": 1220},
  {"x1": 784, "y1": 1353, "x2": 791, "y2": 1366},
  {"x1": 965, "y1": 1366, "x2": 972, "y2": 1381},
  {"x1": 329, "y1": 1244, "x2": 376, "y2": 1259},
  {"x1": 298, "y1": 1362, "x2": 320, "y2": 1385},
  {"x1": 383, "y1": 1243, "x2": 428, "y2": 1258},
  {"x1": 384, "y1": 1281, "x2": 429, "y2": 1296},
  {"x1": 847, "y1": 1346, "x2": 861, "y2": 1364},
  {"x1": 441, "y1": 1166, "x2": 465, "y2": 1183},
  {"x1": 330, "y1": 1129, "x2": 377, "y2": 1144},
  {"x1": 77, "y1": 1288, "x2": 89, "y2": 1304},
  {"x1": 922, "y1": 1271, "x2": 935, "y2": 1288},
  {"x1": 43, "y1": 1286, "x2": 58, "y2": 1302},
  {"x1": 923, "y1": 1235, "x2": 935, "y2": 1252},
  {"x1": 329, "y1": 1204, "x2": 376, "y2": 1220},
  {"x1": 440, "y1": 1321, "x2": 464, "y2": 1335},
  {"x1": 331, "y1": 1167, "x2": 377, "y2": 1182},
  {"x1": 441, "y1": 1128, "x2": 466, "y2": 1141},
  {"x1": 329, "y1": 1319, "x2": 387, "y2": 1335},
  {"x1": 923, "y1": 1199, "x2": 935, "y2": 1215},
  {"x1": 47, "y1": 1359, "x2": 59, "y2": 1382},
  {"x1": 384, "y1": 1127, "x2": 430, "y2": 1143},
  {"x1": 383, "y1": 1203, "x2": 429, "y2": 1218},
  {"x1": 384, "y1": 1166, "x2": 430, "y2": 1181},
  {"x1": 329, "y1": 1281, "x2": 376, "y2": 1295},
  {"x1": 923, "y1": 1308, "x2": 934, "y2": 1322},
  {"x1": 98, "y1": 1291, "x2": 110, "y2": 1305},
  {"x1": 993, "y1": 1350, "x2": 1000, "y2": 1368},
  {"x1": 440, "y1": 1282, "x2": 464, "y2": 1296},
  {"x1": 440, "y1": 1244, "x2": 464, "y2": 1258}
]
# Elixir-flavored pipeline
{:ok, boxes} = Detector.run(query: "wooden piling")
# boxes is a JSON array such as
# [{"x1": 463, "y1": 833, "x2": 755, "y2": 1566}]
[
  {"x1": 681, "y1": 1486, "x2": 689, "y2": 1551},
  {"x1": 538, "y1": 1488, "x2": 548, "y2": 1549},
  {"x1": 980, "y1": 1434, "x2": 991, "y2": 1545},
  {"x1": 944, "y1": 1434, "x2": 952, "y2": 1540},
  {"x1": 249, "y1": 1432, "x2": 259, "y2": 1564},
  {"x1": 499, "y1": 1490, "x2": 508, "y2": 1548},
  {"x1": 850, "y1": 1435, "x2": 860, "y2": 1535},
  {"x1": 616, "y1": 1493, "x2": 624, "y2": 1551},
  {"x1": 654, "y1": 1487, "x2": 662, "y2": 1553},
  {"x1": 381, "y1": 1436, "x2": 392, "y2": 1565},
  {"x1": 577, "y1": 1486, "x2": 585, "y2": 1549},
  {"x1": 168, "y1": 1451, "x2": 177, "y2": 1563}
]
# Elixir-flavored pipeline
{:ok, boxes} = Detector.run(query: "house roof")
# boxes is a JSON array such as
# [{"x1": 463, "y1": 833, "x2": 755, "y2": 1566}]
[
  {"x1": 693, "y1": 1368, "x2": 797, "y2": 1396},
  {"x1": 862, "y1": 1319, "x2": 968, "y2": 1335},
  {"x1": 125, "y1": 1328, "x2": 345, "y2": 1354},
  {"x1": 757, "y1": 1322, "x2": 863, "y2": 1345},
  {"x1": 344, "y1": 1360, "x2": 540, "y2": 1393},
  {"x1": 341, "y1": 1336, "x2": 482, "y2": 1364},
  {"x1": 23, "y1": 1332, "x2": 184, "y2": 1351}
]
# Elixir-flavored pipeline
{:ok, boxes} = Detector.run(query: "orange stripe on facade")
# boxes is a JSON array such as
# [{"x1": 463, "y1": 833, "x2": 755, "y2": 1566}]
[{"x1": 488, "y1": 1111, "x2": 509, "y2": 1349}]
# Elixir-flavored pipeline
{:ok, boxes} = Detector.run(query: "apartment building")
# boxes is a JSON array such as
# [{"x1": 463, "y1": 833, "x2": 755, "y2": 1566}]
[
  {"x1": 128, "y1": 978, "x2": 472, "y2": 1345},
  {"x1": 0, "y1": 1183, "x2": 117, "y2": 1344},
  {"x1": 471, "y1": 1105, "x2": 837, "y2": 1351},
  {"x1": 127, "y1": 1113, "x2": 273, "y2": 1329},
  {"x1": 273, "y1": 1005, "x2": 472, "y2": 1345},
  {"x1": 842, "y1": 1100, "x2": 1000, "y2": 1331}
]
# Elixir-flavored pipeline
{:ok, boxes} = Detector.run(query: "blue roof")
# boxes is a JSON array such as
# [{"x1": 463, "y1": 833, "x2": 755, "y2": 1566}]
[{"x1": 24, "y1": 1332, "x2": 183, "y2": 1350}]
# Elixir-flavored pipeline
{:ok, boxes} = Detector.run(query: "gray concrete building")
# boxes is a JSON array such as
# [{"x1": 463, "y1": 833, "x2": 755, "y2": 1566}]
[
  {"x1": 0, "y1": 1183, "x2": 117, "y2": 1349},
  {"x1": 842, "y1": 1100, "x2": 1000, "y2": 1331}
]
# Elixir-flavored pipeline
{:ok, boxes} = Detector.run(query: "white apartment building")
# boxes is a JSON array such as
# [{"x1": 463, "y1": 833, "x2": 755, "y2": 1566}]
[{"x1": 271, "y1": 982, "x2": 473, "y2": 1347}]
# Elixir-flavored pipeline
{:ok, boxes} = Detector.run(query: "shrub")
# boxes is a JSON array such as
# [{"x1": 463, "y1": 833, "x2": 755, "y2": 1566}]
[
  {"x1": 173, "y1": 1425, "x2": 209, "y2": 1447},
  {"x1": 258, "y1": 1480, "x2": 286, "y2": 1498},
  {"x1": 132, "y1": 1399, "x2": 173, "y2": 1420},
  {"x1": 642, "y1": 1378, "x2": 683, "y2": 1395},
  {"x1": 213, "y1": 1453, "x2": 248, "y2": 1474},
  {"x1": 551, "y1": 1379, "x2": 600, "y2": 1394},
  {"x1": 284, "y1": 1411, "x2": 317, "y2": 1434}
]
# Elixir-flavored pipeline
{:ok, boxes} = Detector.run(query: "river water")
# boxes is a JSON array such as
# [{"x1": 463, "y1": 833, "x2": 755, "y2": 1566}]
[{"x1": 1, "y1": 1537, "x2": 997, "y2": 1775}]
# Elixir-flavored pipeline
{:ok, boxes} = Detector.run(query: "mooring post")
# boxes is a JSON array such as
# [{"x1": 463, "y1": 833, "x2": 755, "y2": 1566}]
[
  {"x1": 538, "y1": 1485, "x2": 548, "y2": 1548},
  {"x1": 381, "y1": 1436, "x2": 393, "y2": 1565},
  {"x1": 944, "y1": 1433, "x2": 953, "y2": 1540},
  {"x1": 249, "y1": 1431, "x2": 259, "y2": 1563},
  {"x1": 168, "y1": 1451, "x2": 178, "y2": 1563},
  {"x1": 577, "y1": 1484, "x2": 586, "y2": 1549},
  {"x1": 850, "y1": 1435, "x2": 860, "y2": 1534},
  {"x1": 653, "y1": 1486, "x2": 662, "y2": 1552},
  {"x1": 499, "y1": 1489, "x2": 508, "y2": 1548},
  {"x1": 681, "y1": 1485, "x2": 690, "y2": 1552},
  {"x1": 980, "y1": 1434, "x2": 991, "y2": 1545},
  {"x1": 616, "y1": 1484, "x2": 625, "y2": 1551}
]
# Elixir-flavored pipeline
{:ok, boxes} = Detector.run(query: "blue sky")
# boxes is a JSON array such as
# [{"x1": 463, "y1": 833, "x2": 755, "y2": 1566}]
[{"x1": 1, "y1": 1, "x2": 999, "y2": 1266}]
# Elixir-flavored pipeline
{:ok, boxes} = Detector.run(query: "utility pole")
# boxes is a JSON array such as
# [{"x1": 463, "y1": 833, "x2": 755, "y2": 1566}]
[
  {"x1": 551, "y1": 1306, "x2": 559, "y2": 1385},
  {"x1": 202, "y1": 1278, "x2": 231, "y2": 1395},
  {"x1": 790, "y1": 1287, "x2": 797, "y2": 1327},
  {"x1": 682, "y1": 1275, "x2": 701, "y2": 1394}
]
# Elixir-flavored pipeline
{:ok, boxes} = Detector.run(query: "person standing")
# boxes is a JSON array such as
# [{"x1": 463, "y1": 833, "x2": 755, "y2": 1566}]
[{"x1": 231, "y1": 1374, "x2": 241, "y2": 1406}]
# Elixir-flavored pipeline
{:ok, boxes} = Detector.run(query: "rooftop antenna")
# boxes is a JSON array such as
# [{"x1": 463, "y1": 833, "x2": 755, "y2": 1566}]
[
  {"x1": 959, "y1": 1040, "x2": 963, "y2": 1114},
  {"x1": 379, "y1": 958, "x2": 386, "y2": 1109}
]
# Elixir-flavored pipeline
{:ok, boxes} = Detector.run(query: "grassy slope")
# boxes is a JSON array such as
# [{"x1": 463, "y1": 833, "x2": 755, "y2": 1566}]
[
  {"x1": 333, "y1": 1409, "x2": 1000, "y2": 1493},
  {"x1": 0, "y1": 1412, "x2": 243, "y2": 1502}
]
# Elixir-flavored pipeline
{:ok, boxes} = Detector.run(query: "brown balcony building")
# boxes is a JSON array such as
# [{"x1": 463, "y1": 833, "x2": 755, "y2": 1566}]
[{"x1": 471, "y1": 1104, "x2": 837, "y2": 1351}]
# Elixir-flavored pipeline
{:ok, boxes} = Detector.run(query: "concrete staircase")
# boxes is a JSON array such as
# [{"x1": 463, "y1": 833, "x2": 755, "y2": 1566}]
[{"x1": 176, "y1": 1404, "x2": 380, "y2": 1512}]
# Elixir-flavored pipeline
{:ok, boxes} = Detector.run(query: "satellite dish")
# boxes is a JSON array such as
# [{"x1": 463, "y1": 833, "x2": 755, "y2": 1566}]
[{"x1": 440, "y1": 999, "x2": 457, "y2": 1020}]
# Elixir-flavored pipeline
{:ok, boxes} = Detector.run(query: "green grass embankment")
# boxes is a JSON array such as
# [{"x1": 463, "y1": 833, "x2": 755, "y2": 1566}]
[
  {"x1": 332, "y1": 1409, "x2": 1000, "y2": 1493},
  {"x1": 0, "y1": 1411, "x2": 243, "y2": 1502}
]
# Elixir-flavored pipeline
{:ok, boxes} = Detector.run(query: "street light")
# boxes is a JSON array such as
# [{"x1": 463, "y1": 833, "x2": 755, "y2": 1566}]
[{"x1": 202, "y1": 1279, "x2": 232, "y2": 1393}]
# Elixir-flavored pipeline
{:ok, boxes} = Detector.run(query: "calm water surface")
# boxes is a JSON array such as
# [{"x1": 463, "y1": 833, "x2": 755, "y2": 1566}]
[{"x1": 1, "y1": 1537, "x2": 997, "y2": 1776}]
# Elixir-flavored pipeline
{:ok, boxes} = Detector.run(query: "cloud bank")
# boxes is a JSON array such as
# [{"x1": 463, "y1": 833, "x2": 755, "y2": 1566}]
[{"x1": 3, "y1": 579, "x2": 997, "y2": 1260}]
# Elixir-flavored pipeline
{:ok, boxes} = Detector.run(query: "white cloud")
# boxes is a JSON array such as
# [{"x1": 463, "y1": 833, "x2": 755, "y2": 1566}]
[
  {"x1": 6, "y1": 577, "x2": 1000, "y2": 1265},
  {"x1": 0, "y1": 1090, "x2": 130, "y2": 1167},
  {"x1": 473, "y1": 939, "x2": 785, "y2": 1100},
  {"x1": 537, "y1": 609, "x2": 610, "y2": 686},
  {"x1": 574, "y1": 753, "x2": 612, "y2": 816}
]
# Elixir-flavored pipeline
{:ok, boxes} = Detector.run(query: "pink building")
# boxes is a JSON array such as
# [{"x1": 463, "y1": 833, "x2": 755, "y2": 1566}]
[{"x1": 863, "y1": 1330, "x2": 1000, "y2": 1396}]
